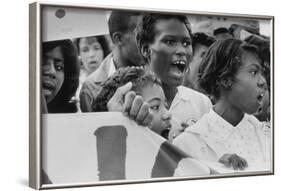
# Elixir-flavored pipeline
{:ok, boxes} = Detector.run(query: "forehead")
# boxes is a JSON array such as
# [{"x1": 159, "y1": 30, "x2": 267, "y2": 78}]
[
  {"x1": 139, "y1": 84, "x2": 165, "y2": 102},
  {"x1": 79, "y1": 37, "x2": 99, "y2": 46},
  {"x1": 45, "y1": 46, "x2": 64, "y2": 59},
  {"x1": 126, "y1": 15, "x2": 141, "y2": 33},
  {"x1": 153, "y1": 18, "x2": 190, "y2": 38},
  {"x1": 240, "y1": 50, "x2": 261, "y2": 68}
]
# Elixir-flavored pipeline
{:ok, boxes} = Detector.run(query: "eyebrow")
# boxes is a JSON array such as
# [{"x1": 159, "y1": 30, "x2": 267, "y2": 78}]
[
  {"x1": 53, "y1": 57, "x2": 64, "y2": 62},
  {"x1": 147, "y1": 97, "x2": 161, "y2": 103},
  {"x1": 163, "y1": 34, "x2": 191, "y2": 39},
  {"x1": 247, "y1": 63, "x2": 261, "y2": 70}
]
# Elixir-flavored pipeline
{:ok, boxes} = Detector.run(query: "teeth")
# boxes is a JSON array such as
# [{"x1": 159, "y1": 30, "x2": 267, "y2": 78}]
[{"x1": 173, "y1": 60, "x2": 185, "y2": 65}]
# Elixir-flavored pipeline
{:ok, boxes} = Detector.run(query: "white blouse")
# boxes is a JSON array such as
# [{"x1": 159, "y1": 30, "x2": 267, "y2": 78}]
[{"x1": 173, "y1": 109, "x2": 271, "y2": 171}]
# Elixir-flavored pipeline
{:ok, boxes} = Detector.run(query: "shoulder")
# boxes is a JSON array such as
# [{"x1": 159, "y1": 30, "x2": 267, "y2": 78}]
[
  {"x1": 246, "y1": 114, "x2": 271, "y2": 137},
  {"x1": 178, "y1": 86, "x2": 211, "y2": 102},
  {"x1": 177, "y1": 86, "x2": 212, "y2": 110}
]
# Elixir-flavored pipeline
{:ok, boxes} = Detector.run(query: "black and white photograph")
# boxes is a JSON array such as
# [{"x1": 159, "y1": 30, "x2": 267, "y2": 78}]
[{"x1": 29, "y1": 2, "x2": 274, "y2": 189}]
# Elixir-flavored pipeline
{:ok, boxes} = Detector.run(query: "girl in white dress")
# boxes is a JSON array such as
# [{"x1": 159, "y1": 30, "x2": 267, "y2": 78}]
[{"x1": 173, "y1": 39, "x2": 271, "y2": 171}]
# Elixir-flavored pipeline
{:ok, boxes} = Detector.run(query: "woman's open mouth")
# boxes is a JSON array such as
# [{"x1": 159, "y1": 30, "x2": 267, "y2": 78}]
[
  {"x1": 89, "y1": 61, "x2": 98, "y2": 65},
  {"x1": 257, "y1": 93, "x2": 265, "y2": 107},
  {"x1": 42, "y1": 81, "x2": 55, "y2": 96},
  {"x1": 170, "y1": 60, "x2": 187, "y2": 77}
]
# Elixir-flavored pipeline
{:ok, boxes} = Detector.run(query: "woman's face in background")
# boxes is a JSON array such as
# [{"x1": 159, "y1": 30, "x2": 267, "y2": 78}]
[
  {"x1": 147, "y1": 18, "x2": 193, "y2": 87},
  {"x1": 42, "y1": 46, "x2": 65, "y2": 103},
  {"x1": 79, "y1": 37, "x2": 104, "y2": 75}
]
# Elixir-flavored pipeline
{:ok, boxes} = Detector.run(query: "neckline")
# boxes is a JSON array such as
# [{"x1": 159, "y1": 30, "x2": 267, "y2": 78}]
[{"x1": 210, "y1": 108, "x2": 246, "y2": 129}]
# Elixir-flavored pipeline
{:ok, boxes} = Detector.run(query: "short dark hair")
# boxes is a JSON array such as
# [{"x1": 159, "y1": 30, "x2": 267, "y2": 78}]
[
  {"x1": 229, "y1": 24, "x2": 260, "y2": 37},
  {"x1": 192, "y1": 32, "x2": 215, "y2": 50},
  {"x1": 108, "y1": 11, "x2": 141, "y2": 39},
  {"x1": 198, "y1": 38, "x2": 260, "y2": 99},
  {"x1": 136, "y1": 13, "x2": 192, "y2": 61},
  {"x1": 42, "y1": 39, "x2": 80, "y2": 113},
  {"x1": 92, "y1": 66, "x2": 162, "y2": 112},
  {"x1": 244, "y1": 34, "x2": 270, "y2": 63},
  {"x1": 74, "y1": 35, "x2": 111, "y2": 57}
]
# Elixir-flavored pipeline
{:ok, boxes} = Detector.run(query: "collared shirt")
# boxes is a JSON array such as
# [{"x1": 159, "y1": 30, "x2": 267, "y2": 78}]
[
  {"x1": 108, "y1": 57, "x2": 116, "y2": 77},
  {"x1": 168, "y1": 86, "x2": 212, "y2": 140},
  {"x1": 173, "y1": 109, "x2": 271, "y2": 170},
  {"x1": 79, "y1": 53, "x2": 115, "y2": 112}
]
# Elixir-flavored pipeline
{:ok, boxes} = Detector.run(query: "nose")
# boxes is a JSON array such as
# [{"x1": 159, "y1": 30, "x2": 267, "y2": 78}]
[
  {"x1": 162, "y1": 108, "x2": 172, "y2": 121},
  {"x1": 176, "y1": 43, "x2": 193, "y2": 60},
  {"x1": 89, "y1": 48, "x2": 96, "y2": 58},
  {"x1": 43, "y1": 59, "x2": 56, "y2": 79},
  {"x1": 258, "y1": 74, "x2": 267, "y2": 89},
  {"x1": 175, "y1": 44, "x2": 187, "y2": 58}
]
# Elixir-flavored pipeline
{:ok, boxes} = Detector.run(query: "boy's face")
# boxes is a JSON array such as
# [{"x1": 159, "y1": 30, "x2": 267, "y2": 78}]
[
  {"x1": 121, "y1": 15, "x2": 146, "y2": 67},
  {"x1": 148, "y1": 18, "x2": 193, "y2": 87},
  {"x1": 79, "y1": 37, "x2": 104, "y2": 74},
  {"x1": 140, "y1": 84, "x2": 172, "y2": 135},
  {"x1": 226, "y1": 51, "x2": 267, "y2": 114},
  {"x1": 42, "y1": 46, "x2": 65, "y2": 103}
]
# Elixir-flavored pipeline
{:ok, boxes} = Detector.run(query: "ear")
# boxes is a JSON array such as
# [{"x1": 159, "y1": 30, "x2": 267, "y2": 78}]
[
  {"x1": 111, "y1": 32, "x2": 123, "y2": 45},
  {"x1": 140, "y1": 44, "x2": 151, "y2": 60},
  {"x1": 221, "y1": 78, "x2": 233, "y2": 89}
]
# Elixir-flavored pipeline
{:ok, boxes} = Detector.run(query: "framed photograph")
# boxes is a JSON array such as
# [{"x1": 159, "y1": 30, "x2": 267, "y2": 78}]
[{"x1": 29, "y1": 1, "x2": 274, "y2": 189}]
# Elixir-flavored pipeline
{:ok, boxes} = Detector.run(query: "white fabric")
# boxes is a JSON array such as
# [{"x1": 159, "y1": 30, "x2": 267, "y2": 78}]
[
  {"x1": 173, "y1": 109, "x2": 271, "y2": 171},
  {"x1": 169, "y1": 86, "x2": 212, "y2": 139},
  {"x1": 108, "y1": 57, "x2": 116, "y2": 77}
]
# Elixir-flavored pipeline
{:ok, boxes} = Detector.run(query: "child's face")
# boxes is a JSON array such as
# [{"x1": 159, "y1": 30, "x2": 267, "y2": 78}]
[
  {"x1": 42, "y1": 46, "x2": 65, "y2": 103},
  {"x1": 79, "y1": 37, "x2": 104, "y2": 74},
  {"x1": 226, "y1": 51, "x2": 267, "y2": 114},
  {"x1": 148, "y1": 18, "x2": 193, "y2": 87},
  {"x1": 140, "y1": 84, "x2": 172, "y2": 135}
]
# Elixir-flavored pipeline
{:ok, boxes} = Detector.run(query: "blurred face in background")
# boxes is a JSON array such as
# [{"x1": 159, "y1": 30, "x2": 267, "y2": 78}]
[
  {"x1": 79, "y1": 37, "x2": 104, "y2": 74},
  {"x1": 42, "y1": 46, "x2": 65, "y2": 103},
  {"x1": 121, "y1": 15, "x2": 146, "y2": 67},
  {"x1": 184, "y1": 44, "x2": 209, "y2": 89}
]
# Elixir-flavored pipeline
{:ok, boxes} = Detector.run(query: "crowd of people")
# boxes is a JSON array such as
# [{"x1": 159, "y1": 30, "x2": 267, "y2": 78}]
[{"x1": 42, "y1": 10, "x2": 271, "y2": 173}]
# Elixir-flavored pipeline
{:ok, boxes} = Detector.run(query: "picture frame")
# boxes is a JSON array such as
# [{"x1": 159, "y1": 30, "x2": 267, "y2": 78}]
[{"x1": 29, "y1": 1, "x2": 274, "y2": 189}]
